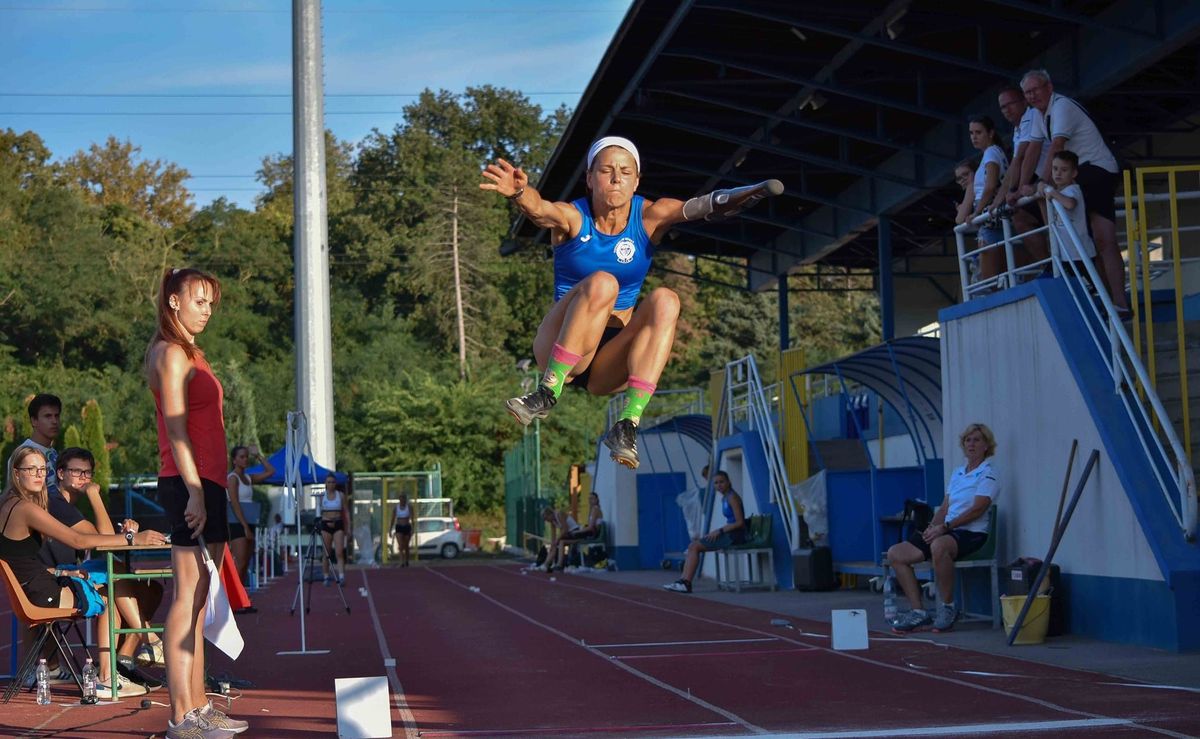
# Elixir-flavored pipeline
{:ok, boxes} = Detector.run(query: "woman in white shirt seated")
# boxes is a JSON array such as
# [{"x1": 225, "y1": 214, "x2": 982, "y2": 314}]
[{"x1": 887, "y1": 423, "x2": 999, "y2": 633}]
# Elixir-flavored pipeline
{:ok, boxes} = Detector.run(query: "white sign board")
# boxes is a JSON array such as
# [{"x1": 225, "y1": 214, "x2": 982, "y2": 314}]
[
  {"x1": 831, "y1": 609, "x2": 869, "y2": 651},
  {"x1": 335, "y1": 676, "x2": 393, "y2": 738}
]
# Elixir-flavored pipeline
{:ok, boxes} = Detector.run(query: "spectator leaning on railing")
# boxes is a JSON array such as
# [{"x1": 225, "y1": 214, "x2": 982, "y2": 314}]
[
  {"x1": 1021, "y1": 69, "x2": 1127, "y2": 313},
  {"x1": 991, "y1": 85, "x2": 1048, "y2": 266},
  {"x1": 965, "y1": 115, "x2": 1009, "y2": 281}
]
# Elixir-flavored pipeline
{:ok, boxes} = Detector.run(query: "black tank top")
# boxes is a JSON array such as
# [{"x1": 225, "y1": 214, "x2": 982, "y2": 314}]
[{"x1": 0, "y1": 497, "x2": 48, "y2": 587}]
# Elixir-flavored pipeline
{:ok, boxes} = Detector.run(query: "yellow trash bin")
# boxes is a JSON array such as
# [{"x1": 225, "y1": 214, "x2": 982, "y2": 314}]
[{"x1": 1001, "y1": 594, "x2": 1051, "y2": 645}]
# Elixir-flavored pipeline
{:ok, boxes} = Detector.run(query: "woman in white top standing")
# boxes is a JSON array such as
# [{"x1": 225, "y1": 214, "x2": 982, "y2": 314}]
[
  {"x1": 958, "y1": 115, "x2": 1009, "y2": 282},
  {"x1": 226, "y1": 444, "x2": 275, "y2": 587},
  {"x1": 392, "y1": 493, "x2": 415, "y2": 567},
  {"x1": 318, "y1": 473, "x2": 351, "y2": 584}
]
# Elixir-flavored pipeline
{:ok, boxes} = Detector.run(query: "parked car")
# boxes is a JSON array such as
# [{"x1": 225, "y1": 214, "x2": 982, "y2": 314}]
[{"x1": 416, "y1": 517, "x2": 464, "y2": 559}]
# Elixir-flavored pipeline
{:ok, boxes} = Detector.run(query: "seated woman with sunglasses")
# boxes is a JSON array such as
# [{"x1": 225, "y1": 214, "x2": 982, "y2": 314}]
[{"x1": 0, "y1": 446, "x2": 167, "y2": 697}]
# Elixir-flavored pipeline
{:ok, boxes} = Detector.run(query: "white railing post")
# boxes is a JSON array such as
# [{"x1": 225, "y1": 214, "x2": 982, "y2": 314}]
[
  {"x1": 955, "y1": 229, "x2": 970, "y2": 299},
  {"x1": 1001, "y1": 213, "x2": 1016, "y2": 284}
]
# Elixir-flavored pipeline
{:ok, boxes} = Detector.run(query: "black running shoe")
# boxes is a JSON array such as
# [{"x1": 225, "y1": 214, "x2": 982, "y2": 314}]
[
  {"x1": 603, "y1": 419, "x2": 639, "y2": 469},
  {"x1": 505, "y1": 385, "x2": 557, "y2": 426},
  {"x1": 117, "y1": 655, "x2": 164, "y2": 690}
]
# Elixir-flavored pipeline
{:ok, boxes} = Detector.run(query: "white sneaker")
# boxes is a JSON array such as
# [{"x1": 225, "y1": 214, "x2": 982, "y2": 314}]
[{"x1": 97, "y1": 675, "x2": 149, "y2": 698}]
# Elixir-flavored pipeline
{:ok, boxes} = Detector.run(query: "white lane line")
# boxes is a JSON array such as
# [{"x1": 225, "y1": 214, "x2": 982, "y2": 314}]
[
  {"x1": 491, "y1": 566, "x2": 1193, "y2": 739},
  {"x1": 618, "y1": 647, "x2": 815, "y2": 661},
  {"x1": 361, "y1": 569, "x2": 419, "y2": 739},
  {"x1": 426, "y1": 567, "x2": 768, "y2": 735},
  {"x1": 418, "y1": 720, "x2": 739, "y2": 737},
  {"x1": 780, "y1": 717, "x2": 1133, "y2": 737},
  {"x1": 590, "y1": 637, "x2": 778, "y2": 649}
]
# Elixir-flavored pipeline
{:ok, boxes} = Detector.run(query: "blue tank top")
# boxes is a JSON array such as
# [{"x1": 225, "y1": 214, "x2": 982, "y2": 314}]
[
  {"x1": 721, "y1": 495, "x2": 736, "y2": 525},
  {"x1": 554, "y1": 195, "x2": 654, "y2": 311}
]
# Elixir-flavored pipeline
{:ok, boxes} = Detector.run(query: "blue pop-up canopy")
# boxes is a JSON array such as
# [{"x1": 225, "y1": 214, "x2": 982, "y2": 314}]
[{"x1": 246, "y1": 447, "x2": 347, "y2": 486}]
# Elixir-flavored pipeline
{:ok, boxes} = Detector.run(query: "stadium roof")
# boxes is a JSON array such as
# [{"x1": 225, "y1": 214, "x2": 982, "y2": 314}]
[{"x1": 508, "y1": 0, "x2": 1200, "y2": 292}]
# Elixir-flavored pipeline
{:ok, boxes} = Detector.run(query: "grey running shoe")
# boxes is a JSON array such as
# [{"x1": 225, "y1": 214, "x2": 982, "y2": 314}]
[
  {"x1": 201, "y1": 701, "x2": 249, "y2": 734},
  {"x1": 603, "y1": 419, "x2": 639, "y2": 469},
  {"x1": 891, "y1": 608, "x2": 932, "y2": 633},
  {"x1": 932, "y1": 603, "x2": 959, "y2": 632},
  {"x1": 165, "y1": 707, "x2": 237, "y2": 739},
  {"x1": 505, "y1": 385, "x2": 557, "y2": 426},
  {"x1": 662, "y1": 579, "x2": 692, "y2": 593}
]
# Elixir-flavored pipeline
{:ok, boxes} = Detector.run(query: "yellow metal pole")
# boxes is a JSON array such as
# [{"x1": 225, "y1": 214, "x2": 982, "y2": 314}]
[
  {"x1": 1124, "y1": 170, "x2": 1142, "y2": 367},
  {"x1": 1168, "y1": 170, "x2": 1191, "y2": 464},
  {"x1": 1137, "y1": 169, "x2": 1157, "y2": 391}
]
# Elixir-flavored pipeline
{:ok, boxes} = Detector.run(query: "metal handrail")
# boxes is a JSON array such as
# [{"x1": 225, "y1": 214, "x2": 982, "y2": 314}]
[
  {"x1": 724, "y1": 356, "x2": 799, "y2": 549},
  {"x1": 1045, "y1": 198, "x2": 1196, "y2": 539}
]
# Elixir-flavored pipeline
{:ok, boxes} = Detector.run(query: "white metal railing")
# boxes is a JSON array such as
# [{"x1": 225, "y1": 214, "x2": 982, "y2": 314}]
[
  {"x1": 724, "y1": 355, "x2": 799, "y2": 549},
  {"x1": 953, "y1": 195, "x2": 1196, "y2": 538},
  {"x1": 953, "y1": 194, "x2": 1055, "y2": 298}
]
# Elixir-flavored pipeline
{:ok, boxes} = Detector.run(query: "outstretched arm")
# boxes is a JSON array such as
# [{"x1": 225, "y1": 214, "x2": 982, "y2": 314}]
[
  {"x1": 481, "y1": 158, "x2": 581, "y2": 238},
  {"x1": 645, "y1": 180, "x2": 784, "y2": 242}
]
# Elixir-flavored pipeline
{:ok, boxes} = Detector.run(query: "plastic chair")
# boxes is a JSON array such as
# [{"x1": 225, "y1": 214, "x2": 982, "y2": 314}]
[{"x1": 0, "y1": 561, "x2": 85, "y2": 703}]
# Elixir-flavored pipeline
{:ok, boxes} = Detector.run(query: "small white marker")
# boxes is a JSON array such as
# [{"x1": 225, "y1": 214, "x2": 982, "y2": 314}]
[
  {"x1": 383, "y1": 658, "x2": 396, "y2": 668},
  {"x1": 468, "y1": 586, "x2": 480, "y2": 593},
  {"x1": 550, "y1": 577, "x2": 557, "y2": 582}
]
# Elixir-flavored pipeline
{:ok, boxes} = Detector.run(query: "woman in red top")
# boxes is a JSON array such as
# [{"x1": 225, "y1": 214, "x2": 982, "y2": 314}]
[{"x1": 145, "y1": 268, "x2": 246, "y2": 738}]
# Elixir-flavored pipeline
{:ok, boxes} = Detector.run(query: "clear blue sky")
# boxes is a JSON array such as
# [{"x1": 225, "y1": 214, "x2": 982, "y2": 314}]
[{"x1": 1, "y1": 0, "x2": 630, "y2": 208}]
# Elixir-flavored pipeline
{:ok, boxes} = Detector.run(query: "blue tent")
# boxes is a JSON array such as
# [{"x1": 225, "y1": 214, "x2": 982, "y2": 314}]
[{"x1": 246, "y1": 447, "x2": 347, "y2": 486}]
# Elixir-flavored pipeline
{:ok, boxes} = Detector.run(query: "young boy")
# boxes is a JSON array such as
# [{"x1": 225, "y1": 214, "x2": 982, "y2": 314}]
[{"x1": 1038, "y1": 150, "x2": 1097, "y2": 279}]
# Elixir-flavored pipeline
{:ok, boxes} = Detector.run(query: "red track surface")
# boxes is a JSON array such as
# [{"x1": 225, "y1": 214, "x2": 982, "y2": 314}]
[{"x1": 3, "y1": 562, "x2": 1200, "y2": 738}]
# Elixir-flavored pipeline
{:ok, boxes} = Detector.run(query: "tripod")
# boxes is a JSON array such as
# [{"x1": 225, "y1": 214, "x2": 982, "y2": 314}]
[{"x1": 291, "y1": 519, "x2": 351, "y2": 615}]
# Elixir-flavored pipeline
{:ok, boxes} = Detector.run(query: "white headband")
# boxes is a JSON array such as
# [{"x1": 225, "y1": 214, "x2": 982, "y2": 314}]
[{"x1": 586, "y1": 136, "x2": 640, "y2": 173}]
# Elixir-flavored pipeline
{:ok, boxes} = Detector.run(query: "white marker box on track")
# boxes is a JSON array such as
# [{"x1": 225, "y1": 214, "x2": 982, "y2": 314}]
[
  {"x1": 831, "y1": 609, "x2": 869, "y2": 651},
  {"x1": 335, "y1": 676, "x2": 392, "y2": 738}
]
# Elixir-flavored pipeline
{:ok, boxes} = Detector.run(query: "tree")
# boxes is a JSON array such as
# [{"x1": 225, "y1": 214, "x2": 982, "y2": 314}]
[
  {"x1": 222, "y1": 359, "x2": 261, "y2": 452},
  {"x1": 81, "y1": 399, "x2": 112, "y2": 503},
  {"x1": 60, "y1": 136, "x2": 194, "y2": 229}
]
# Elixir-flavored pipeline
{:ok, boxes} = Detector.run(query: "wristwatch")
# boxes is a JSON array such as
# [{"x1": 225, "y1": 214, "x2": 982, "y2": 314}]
[{"x1": 124, "y1": 531, "x2": 135, "y2": 546}]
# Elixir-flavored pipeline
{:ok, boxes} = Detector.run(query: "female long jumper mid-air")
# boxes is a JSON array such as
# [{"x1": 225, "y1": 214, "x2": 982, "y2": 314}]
[{"x1": 482, "y1": 136, "x2": 781, "y2": 469}]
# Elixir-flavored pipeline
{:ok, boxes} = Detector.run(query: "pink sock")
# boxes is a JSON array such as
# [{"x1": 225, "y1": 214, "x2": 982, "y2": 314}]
[
  {"x1": 628, "y1": 376, "x2": 656, "y2": 393},
  {"x1": 550, "y1": 344, "x2": 583, "y2": 366}
]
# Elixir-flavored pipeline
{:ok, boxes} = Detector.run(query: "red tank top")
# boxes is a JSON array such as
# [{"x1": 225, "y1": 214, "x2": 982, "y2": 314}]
[{"x1": 153, "y1": 351, "x2": 227, "y2": 486}]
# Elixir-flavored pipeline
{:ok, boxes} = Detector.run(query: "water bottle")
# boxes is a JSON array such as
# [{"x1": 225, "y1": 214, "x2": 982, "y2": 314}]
[
  {"x1": 80, "y1": 658, "x2": 97, "y2": 705},
  {"x1": 883, "y1": 576, "x2": 898, "y2": 624},
  {"x1": 35, "y1": 658, "x2": 51, "y2": 705}
]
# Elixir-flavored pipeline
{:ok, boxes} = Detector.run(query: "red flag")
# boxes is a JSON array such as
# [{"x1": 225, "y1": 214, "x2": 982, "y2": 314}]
[{"x1": 219, "y1": 544, "x2": 252, "y2": 611}]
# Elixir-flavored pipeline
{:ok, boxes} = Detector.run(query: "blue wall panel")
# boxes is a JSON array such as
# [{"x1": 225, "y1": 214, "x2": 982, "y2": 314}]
[
  {"x1": 636, "y1": 472, "x2": 688, "y2": 570},
  {"x1": 827, "y1": 467, "x2": 927, "y2": 564}
]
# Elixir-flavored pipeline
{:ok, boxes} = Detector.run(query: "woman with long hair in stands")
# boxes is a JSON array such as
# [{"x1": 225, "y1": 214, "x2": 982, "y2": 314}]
[
  {"x1": 0, "y1": 446, "x2": 166, "y2": 696},
  {"x1": 482, "y1": 137, "x2": 781, "y2": 471},
  {"x1": 145, "y1": 267, "x2": 247, "y2": 738}
]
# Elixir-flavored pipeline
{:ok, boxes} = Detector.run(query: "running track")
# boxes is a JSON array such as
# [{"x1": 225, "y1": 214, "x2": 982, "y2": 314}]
[{"x1": 2, "y1": 563, "x2": 1198, "y2": 737}]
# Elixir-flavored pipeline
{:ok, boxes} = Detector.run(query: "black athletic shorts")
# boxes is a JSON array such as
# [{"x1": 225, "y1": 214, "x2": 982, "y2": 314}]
[
  {"x1": 907, "y1": 528, "x2": 988, "y2": 561},
  {"x1": 394, "y1": 523, "x2": 412, "y2": 536},
  {"x1": 319, "y1": 519, "x2": 344, "y2": 536},
  {"x1": 160, "y1": 476, "x2": 229, "y2": 546},
  {"x1": 22, "y1": 570, "x2": 62, "y2": 608},
  {"x1": 1076, "y1": 163, "x2": 1118, "y2": 223},
  {"x1": 568, "y1": 324, "x2": 623, "y2": 390},
  {"x1": 228, "y1": 522, "x2": 254, "y2": 540}
]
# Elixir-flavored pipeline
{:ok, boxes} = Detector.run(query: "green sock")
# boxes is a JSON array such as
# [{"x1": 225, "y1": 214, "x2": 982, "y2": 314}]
[
  {"x1": 617, "y1": 377, "x2": 656, "y2": 425},
  {"x1": 541, "y1": 344, "x2": 581, "y2": 399}
]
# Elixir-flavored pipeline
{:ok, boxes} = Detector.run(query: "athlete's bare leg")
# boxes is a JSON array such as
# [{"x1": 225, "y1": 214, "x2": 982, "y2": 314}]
[
  {"x1": 580, "y1": 287, "x2": 680, "y2": 394},
  {"x1": 531, "y1": 271, "x2": 620, "y2": 375}
]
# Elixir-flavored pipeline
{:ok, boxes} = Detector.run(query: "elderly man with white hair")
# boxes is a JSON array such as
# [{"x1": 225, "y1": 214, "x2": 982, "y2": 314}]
[
  {"x1": 482, "y1": 137, "x2": 780, "y2": 469},
  {"x1": 1020, "y1": 69, "x2": 1126, "y2": 312}
]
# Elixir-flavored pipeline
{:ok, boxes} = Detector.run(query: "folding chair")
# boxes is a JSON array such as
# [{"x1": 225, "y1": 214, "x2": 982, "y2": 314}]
[{"x1": 1, "y1": 561, "x2": 85, "y2": 703}]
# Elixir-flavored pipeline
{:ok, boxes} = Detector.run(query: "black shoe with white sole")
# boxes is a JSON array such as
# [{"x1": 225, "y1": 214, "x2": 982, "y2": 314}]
[
  {"x1": 505, "y1": 385, "x2": 557, "y2": 426},
  {"x1": 603, "y1": 419, "x2": 639, "y2": 469}
]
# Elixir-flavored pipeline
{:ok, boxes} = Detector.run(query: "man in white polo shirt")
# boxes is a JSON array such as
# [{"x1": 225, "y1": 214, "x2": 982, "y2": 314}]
[
  {"x1": 990, "y1": 85, "x2": 1047, "y2": 265},
  {"x1": 1021, "y1": 68, "x2": 1126, "y2": 312}
]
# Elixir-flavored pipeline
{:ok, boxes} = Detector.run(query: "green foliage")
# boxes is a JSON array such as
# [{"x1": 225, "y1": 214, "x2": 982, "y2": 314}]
[
  {"x1": 81, "y1": 399, "x2": 111, "y2": 503},
  {"x1": 63, "y1": 425, "x2": 81, "y2": 449},
  {"x1": 0, "y1": 90, "x2": 883, "y2": 522}
]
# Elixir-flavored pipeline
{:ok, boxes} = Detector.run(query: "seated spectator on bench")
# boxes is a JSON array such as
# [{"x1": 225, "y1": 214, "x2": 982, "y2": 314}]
[
  {"x1": 551, "y1": 492, "x2": 604, "y2": 571},
  {"x1": 42, "y1": 447, "x2": 166, "y2": 692},
  {"x1": 887, "y1": 423, "x2": 999, "y2": 633},
  {"x1": 538, "y1": 503, "x2": 584, "y2": 572},
  {"x1": 0, "y1": 447, "x2": 167, "y2": 697},
  {"x1": 663, "y1": 470, "x2": 745, "y2": 594}
]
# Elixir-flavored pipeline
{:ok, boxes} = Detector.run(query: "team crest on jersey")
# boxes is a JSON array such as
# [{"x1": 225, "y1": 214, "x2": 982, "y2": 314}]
[{"x1": 613, "y1": 237, "x2": 636, "y2": 264}]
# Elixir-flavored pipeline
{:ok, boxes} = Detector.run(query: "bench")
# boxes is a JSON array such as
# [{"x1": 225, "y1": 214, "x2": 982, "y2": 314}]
[
  {"x1": 714, "y1": 514, "x2": 777, "y2": 592},
  {"x1": 883, "y1": 505, "x2": 1000, "y2": 628},
  {"x1": 564, "y1": 522, "x2": 608, "y2": 567}
]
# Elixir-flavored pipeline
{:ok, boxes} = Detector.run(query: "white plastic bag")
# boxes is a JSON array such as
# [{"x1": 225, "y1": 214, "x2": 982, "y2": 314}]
[
  {"x1": 789, "y1": 470, "x2": 828, "y2": 545},
  {"x1": 675, "y1": 486, "x2": 706, "y2": 541}
]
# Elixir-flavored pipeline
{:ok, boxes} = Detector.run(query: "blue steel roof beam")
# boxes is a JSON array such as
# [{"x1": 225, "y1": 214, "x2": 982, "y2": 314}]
[
  {"x1": 754, "y1": 0, "x2": 1200, "y2": 280},
  {"x1": 697, "y1": 1, "x2": 1022, "y2": 80},
  {"x1": 620, "y1": 111, "x2": 924, "y2": 189},
  {"x1": 645, "y1": 86, "x2": 956, "y2": 163},
  {"x1": 642, "y1": 154, "x2": 876, "y2": 218},
  {"x1": 660, "y1": 50, "x2": 960, "y2": 123},
  {"x1": 981, "y1": 0, "x2": 1160, "y2": 40}
]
